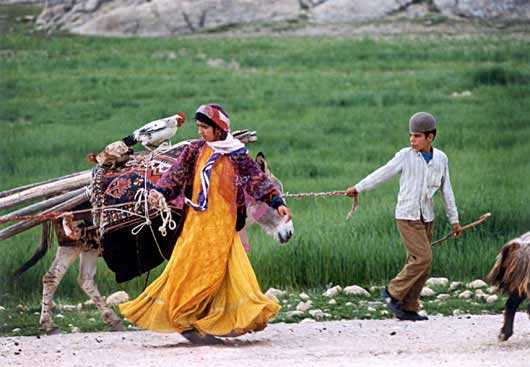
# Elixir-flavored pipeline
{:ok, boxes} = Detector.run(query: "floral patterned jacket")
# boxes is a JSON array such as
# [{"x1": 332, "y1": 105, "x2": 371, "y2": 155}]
[{"x1": 155, "y1": 140, "x2": 285, "y2": 231}]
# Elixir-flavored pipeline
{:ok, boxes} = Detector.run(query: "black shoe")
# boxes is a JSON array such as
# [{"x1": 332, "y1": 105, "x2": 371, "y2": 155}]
[
  {"x1": 381, "y1": 288, "x2": 407, "y2": 319},
  {"x1": 380, "y1": 287, "x2": 398, "y2": 304},
  {"x1": 398, "y1": 310, "x2": 429, "y2": 321},
  {"x1": 182, "y1": 330, "x2": 225, "y2": 345},
  {"x1": 385, "y1": 300, "x2": 408, "y2": 320}
]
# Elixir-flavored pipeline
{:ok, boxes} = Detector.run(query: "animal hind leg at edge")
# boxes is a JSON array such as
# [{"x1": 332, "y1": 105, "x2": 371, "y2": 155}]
[
  {"x1": 40, "y1": 246, "x2": 81, "y2": 334},
  {"x1": 499, "y1": 293, "x2": 525, "y2": 341},
  {"x1": 78, "y1": 250, "x2": 124, "y2": 331}
]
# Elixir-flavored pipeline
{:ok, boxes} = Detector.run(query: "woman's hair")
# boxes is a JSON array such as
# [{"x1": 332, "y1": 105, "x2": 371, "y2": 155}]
[{"x1": 214, "y1": 127, "x2": 228, "y2": 141}]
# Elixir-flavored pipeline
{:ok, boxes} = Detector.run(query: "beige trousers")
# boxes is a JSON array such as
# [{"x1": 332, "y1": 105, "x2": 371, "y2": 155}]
[{"x1": 388, "y1": 219, "x2": 434, "y2": 312}]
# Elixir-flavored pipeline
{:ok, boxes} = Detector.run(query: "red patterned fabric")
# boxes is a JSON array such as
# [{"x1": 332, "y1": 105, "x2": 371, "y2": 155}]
[{"x1": 90, "y1": 142, "x2": 191, "y2": 234}]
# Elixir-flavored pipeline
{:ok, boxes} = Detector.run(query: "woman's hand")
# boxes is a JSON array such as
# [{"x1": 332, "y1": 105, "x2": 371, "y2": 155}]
[
  {"x1": 277, "y1": 205, "x2": 292, "y2": 223},
  {"x1": 148, "y1": 190, "x2": 167, "y2": 210}
]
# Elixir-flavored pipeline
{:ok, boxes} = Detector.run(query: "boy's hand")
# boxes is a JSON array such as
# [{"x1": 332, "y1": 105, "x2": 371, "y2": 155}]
[
  {"x1": 452, "y1": 223, "x2": 463, "y2": 238},
  {"x1": 345, "y1": 186, "x2": 358, "y2": 198}
]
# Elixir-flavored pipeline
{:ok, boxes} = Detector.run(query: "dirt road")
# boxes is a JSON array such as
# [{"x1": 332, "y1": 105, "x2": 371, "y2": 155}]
[{"x1": 1, "y1": 313, "x2": 529, "y2": 367}]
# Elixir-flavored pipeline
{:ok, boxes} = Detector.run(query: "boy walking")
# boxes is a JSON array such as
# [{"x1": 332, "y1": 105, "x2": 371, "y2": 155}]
[{"x1": 346, "y1": 112, "x2": 463, "y2": 321}]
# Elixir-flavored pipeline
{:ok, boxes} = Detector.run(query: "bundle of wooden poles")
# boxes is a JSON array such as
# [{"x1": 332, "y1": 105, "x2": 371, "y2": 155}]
[
  {"x1": 0, "y1": 129, "x2": 258, "y2": 242},
  {"x1": 0, "y1": 170, "x2": 92, "y2": 241}
]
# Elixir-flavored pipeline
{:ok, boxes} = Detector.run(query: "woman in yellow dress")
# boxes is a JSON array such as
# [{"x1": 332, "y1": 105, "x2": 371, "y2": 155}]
[{"x1": 120, "y1": 104, "x2": 292, "y2": 345}]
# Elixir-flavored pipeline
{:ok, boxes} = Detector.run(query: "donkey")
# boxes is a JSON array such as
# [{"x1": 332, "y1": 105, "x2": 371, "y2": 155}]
[
  {"x1": 487, "y1": 231, "x2": 530, "y2": 341},
  {"x1": 18, "y1": 145, "x2": 293, "y2": 335}
]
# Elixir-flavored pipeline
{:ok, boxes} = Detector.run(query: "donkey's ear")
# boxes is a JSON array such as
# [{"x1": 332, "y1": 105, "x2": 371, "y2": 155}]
[{"x1": 255, "y1": 152, "x2": 267, "y2": 172}]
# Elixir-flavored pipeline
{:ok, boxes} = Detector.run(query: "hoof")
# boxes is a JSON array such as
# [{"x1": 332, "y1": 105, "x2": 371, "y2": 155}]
[
  {"x1": 44, "y1": 326, "x2": 61, "y2": 335},
  {"x1": 111, "y1": 321, "x2": 125, "y2": 332},
  {"x1": 498, "y1": 332, "x2": 511, "y2": 342}
]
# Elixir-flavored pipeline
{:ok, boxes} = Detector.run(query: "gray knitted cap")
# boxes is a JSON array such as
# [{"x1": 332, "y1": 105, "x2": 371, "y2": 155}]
[{"x1": 409, "y1": 112, "x2": 436, "y2": 133}]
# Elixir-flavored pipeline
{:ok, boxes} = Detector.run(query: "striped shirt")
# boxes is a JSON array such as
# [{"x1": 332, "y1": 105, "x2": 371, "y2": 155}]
[{"x1": 354, "y1": 147, "x2": 459, "y2": 224}]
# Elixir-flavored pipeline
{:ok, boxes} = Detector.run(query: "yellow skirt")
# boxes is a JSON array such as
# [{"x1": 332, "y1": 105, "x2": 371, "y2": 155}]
[{"x1": 119, "y1": 146, "x2": 280, "y2": 336}]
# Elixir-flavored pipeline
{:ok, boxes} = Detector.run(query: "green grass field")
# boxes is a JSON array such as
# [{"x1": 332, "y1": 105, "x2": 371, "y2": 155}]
[{"x1": 1, "y1": 4, "x2": 529, "y2": 308}]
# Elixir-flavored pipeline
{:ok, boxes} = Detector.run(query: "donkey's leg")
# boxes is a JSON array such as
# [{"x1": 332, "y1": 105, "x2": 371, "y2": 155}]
[
  {"x1": 499, "y1": 293, "x2": 525, "y2": 341},
  {"x1": 40, "y1": 246, "x2": 81, "y2": 334},
  {"x1": 78, "y1": 250, "x2": 124, "y2": 331}
]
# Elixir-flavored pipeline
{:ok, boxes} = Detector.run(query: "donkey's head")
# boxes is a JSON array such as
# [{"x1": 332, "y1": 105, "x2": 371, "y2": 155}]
[{"x1": 246, "y1": 152, "x2": 293, "y2": 244}]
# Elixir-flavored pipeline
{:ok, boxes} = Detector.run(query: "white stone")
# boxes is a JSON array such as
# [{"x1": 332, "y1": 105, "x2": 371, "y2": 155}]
[
  {"x1": 344, "y1": 285, "x2": 370, "y2": 297},
  {"x1": 345, "y1": 302, "x2": 353, "y2": 306},
  {"x1": 488, "y1": 286, "x2": 498, "y2": 293},
  {"x1": 299, "y1": 292, "x2": 310, "y2": 300},
  {"x1": 323, "y1": 285, "x2": 342, "y2": 298},
  {"x1": 328, "y1": 299, "x2": 337, "y2": 305},
  {"x1": 309, "y1": 309, "x2": 331, "y2": 320},
  {"x1": 300, "y1": 318, "x2": 316, "y2": 323},
  {"x1": 265, "y1": 288, "x2": 286, "y2": 301},
  {"x1": 106, "y1": 291, "x2": 129, "y2": 305},
  {"x1": 459, "y1": 290, "x2": 473, "y2": 299},
  {"x1": 296, "y1": 300, "x2": 313, "y2": 312},
  {"x1": 468, "y1": 279, "x2": 488, "y2": 289},
  {"x1": 426, "y1": 277, "x2": 449, "y2": 287},
  {"x1": 12, "y1": 328, "x2": 21, "y2": 333},
  {"x1": 474, "y1": 289, "x2": 485, "y2": 297},
  {"x1": 56, "y1": 314, "x2": 65, "y2": 319},
  {"x1": 420, "y1": 287, "x2": 435, "y2": 297},
  {"x1": 367, "y1": 306, "x2": 376, "y2": 312},
  {"x1": 453, "y1": 309, "x2": 463, "y2": 316},
  {"x1": 59, "y1": 304, "x2": 78, "y2": 312},
  {"x1": 285, "y1": 310, "x2": 304, "y2": 317},
  {"x1": 436, "y1": 294, "x2": 451, "y2": 300},
  {"x1": 450, "y1": 281, "x2": 463, "y2": 291},
  {"x1": 88, "y1": 318, "x2": 96, "y2": 322},
  {"x1": 266, "y1": 294, "x2": 279, "y2": 302},
  {"x1": 418, "y1": 310, "x2": 428, "y2": 317},
  {"x1": 0, "y1": 306, "x2": 5, "y2": 311},
  {"x1": 71, "y1": 326, "x2": 81, "y2": 333},
  {"x1": 450, "y1": 91, "x2": 473, "y2": 98},
  {"x1": 486, "y1": 295, "x2": 499, "y2": 304}
]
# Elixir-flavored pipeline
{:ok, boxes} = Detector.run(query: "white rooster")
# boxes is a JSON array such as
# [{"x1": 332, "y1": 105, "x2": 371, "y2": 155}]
[{"x1": 122, "y1": 112, "x2": 186, "y2": 150}]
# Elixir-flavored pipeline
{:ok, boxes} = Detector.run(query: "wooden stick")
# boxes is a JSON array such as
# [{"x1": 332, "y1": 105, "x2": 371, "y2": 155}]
[
  {"x1": 0, "y1": 192, "x2": 89, "y2": 241},
  {"x1": 431, "y1": 212, "x2": 491, "y2": 247},
  {"x1": 0, "y1": 171, "x2": 91, "y2": 211},
  {"x1": 0, "y1": 170, "x2": 91, "y2": 199},
  {"x1": 0, "y1": 187, "x2": 87, "y2": 221}
]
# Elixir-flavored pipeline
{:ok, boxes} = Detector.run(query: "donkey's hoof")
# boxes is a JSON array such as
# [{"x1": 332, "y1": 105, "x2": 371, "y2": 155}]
[
  {"x1": 498, "y1": 331, "x2": 511, "y2": 342},
  {"x1": 44, "y1": 326, "x2": 61, "y2": 335},
  {"x1": 111, "y1": 321, "x2": 125, "y2": 332}
]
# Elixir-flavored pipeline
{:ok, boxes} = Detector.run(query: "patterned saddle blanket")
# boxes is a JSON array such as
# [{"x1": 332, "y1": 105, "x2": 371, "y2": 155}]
[
  {"x1": 90, "y1": 141, "x2": 191, "y2": 234},
  {"x1": 88, "y1": 141, "x2": 192, "y2": 282}
]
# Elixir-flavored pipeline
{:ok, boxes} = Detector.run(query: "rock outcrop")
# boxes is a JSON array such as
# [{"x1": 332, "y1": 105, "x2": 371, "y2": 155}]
[
  {"x1": 30, "y1": 0, "x2": 530, "y2": 36},
  {"x1": 433, "y1": 0, "x2": 530, "y2": 19}
]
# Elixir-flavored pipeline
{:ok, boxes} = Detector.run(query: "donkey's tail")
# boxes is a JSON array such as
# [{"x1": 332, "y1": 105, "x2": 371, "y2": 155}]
[{"x1": 14, "y1": 221, "x2": 53, "y2": 277}]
